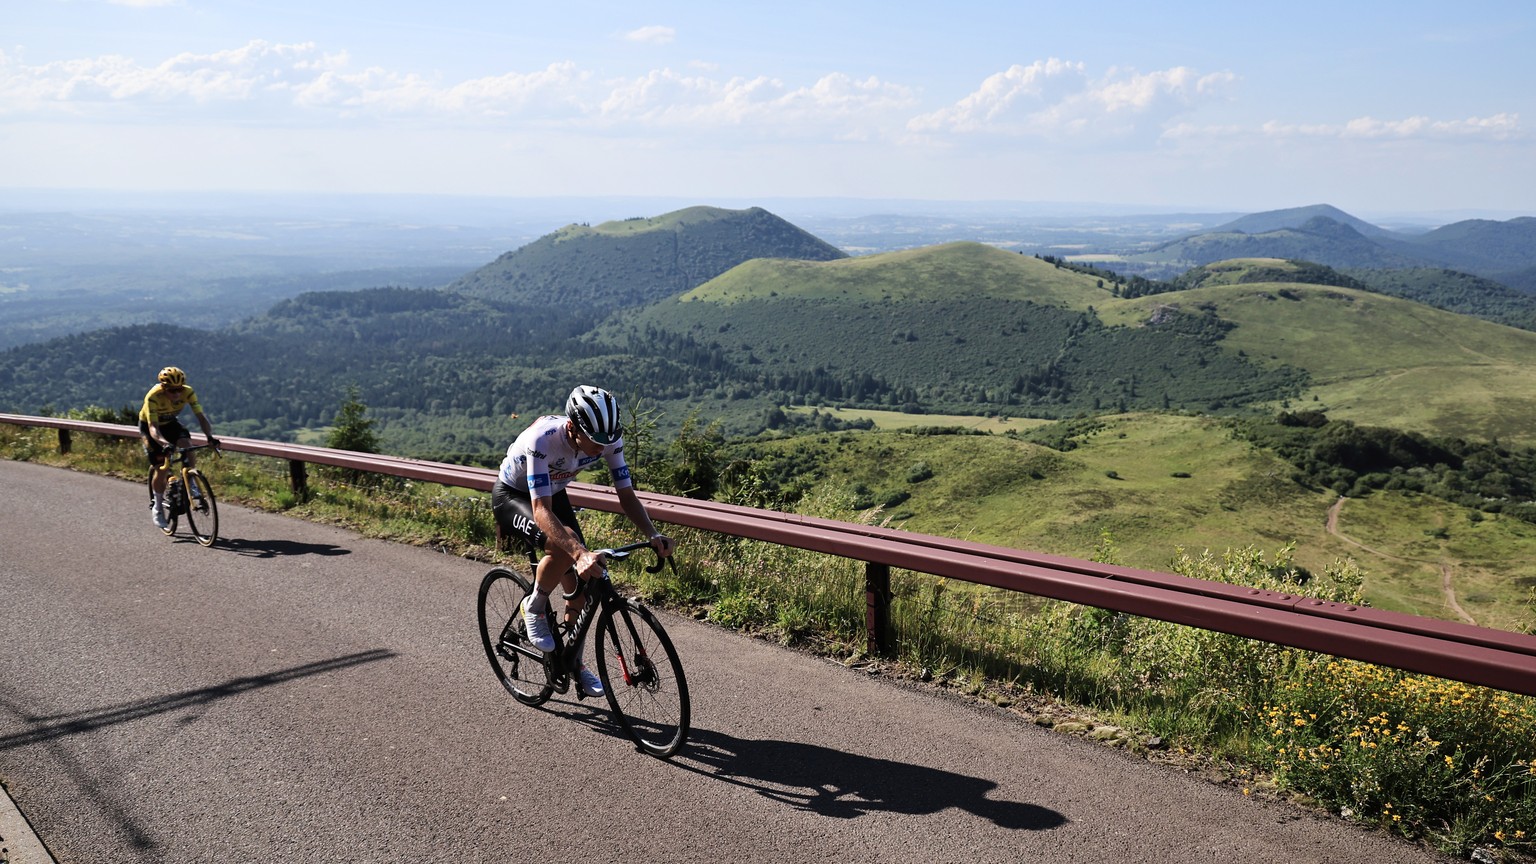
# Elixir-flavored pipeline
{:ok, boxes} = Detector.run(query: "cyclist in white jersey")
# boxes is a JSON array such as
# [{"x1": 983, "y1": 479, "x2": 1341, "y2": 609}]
[{"x1": 490, "y1": 385, "x2": 674, "y2": 697}]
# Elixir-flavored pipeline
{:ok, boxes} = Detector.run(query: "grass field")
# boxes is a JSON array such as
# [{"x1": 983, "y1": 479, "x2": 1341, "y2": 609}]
[
  {"x1": 750, "y1": 412, "x2": 1536, "y2": 631},
  {"x1": 785, "y1": 405, "x2": 1054, "y2": 434},
  {"x1": 1099, "y1": 282, "x2": 1536, "y2": 448}
]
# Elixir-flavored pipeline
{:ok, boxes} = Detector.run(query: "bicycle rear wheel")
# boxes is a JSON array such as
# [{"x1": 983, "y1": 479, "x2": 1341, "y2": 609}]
[
  {"x1": 163, "y1": 477, "x2": 181, "y2": 536},
  {"x1": 477, "y1": 567, "x2": 554, "y2": 706},
  {"x1": 182, "y1": 469, "x2": 218, "y2": 546},
  {"x1": 595, "y1": 599, "x2": 690, "y2": 758}
]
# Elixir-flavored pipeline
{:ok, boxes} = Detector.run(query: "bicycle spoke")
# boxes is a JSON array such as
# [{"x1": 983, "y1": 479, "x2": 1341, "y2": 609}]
[
  {"x1": 478, "y1": 568, "x2": 553, "y2": 706},
  {"x1": 182, "y1": 470, "x2": 218, "y2": 547},
  {"x1": 596, "y1": 600, "x2": 689, "y2": 758}
]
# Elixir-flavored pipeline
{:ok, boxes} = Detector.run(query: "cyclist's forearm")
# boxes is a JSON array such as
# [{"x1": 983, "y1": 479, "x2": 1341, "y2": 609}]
[
  {"x1": 533, "y1": 503, "x2": 585, "y2": 559},
  {"x1": 617, "y1": 487, "x2": 669, "y2": 549},
  {"x1": 619, "y1": 493, "x2": 658, "y2": 538}
]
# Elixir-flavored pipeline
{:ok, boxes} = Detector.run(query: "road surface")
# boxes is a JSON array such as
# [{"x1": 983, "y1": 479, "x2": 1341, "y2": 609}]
[{"x1": 0, "y1": 460, "x2": 1452, "y2": 863}]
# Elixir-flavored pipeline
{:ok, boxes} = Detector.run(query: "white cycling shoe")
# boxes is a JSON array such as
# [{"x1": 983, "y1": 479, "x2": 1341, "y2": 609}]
[{"x1": 577, "y1": 665, "x2": 605, "y2": 698}]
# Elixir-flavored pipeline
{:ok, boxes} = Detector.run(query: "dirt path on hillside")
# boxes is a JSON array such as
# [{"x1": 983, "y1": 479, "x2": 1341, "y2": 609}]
[{"x1": 1325, "y1": 497, "x2": 1476, "y2": 626}]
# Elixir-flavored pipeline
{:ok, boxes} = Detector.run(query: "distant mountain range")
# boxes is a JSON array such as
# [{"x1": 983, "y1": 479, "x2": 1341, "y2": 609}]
[
  {"x1": 5, "y1": 203, "x2": 1536, "y2": 456},
  {"x1": 1124, "y1": 204, "x2": 1536, "y2": 291}
]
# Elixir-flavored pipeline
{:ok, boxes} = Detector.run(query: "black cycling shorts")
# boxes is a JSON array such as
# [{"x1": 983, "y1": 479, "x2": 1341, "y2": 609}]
[
  {"x1": 140, "y1": 419, "x2": 189, "y2": 464},
  {"x1": 491, "y1": 480, "x2": 585, "y2": 555}
]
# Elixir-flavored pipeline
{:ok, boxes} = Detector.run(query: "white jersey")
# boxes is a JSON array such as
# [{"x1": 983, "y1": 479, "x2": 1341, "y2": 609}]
[{"x1": 497, "y1": 414, "x2": 632, "y2": 498}]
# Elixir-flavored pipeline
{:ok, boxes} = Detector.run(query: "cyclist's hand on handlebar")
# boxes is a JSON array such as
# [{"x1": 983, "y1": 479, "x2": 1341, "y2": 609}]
[
  {"x1": 574, "y1": 549, "x2": 606, "y2": 581},
  {"x1": 208, "y1": 436, "x2": 221, "y2": 450},
  {"x1": 648, "y1": 533, "x2": 675, "y2": 558}
]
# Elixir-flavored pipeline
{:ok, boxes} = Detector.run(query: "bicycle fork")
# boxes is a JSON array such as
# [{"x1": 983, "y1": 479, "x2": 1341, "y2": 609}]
[{"x1": 610, "y1": 609, "x2": 657, "y2": 688}]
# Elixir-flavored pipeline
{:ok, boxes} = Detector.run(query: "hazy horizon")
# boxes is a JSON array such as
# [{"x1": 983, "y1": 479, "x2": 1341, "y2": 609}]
[{"x1": 1, "y1": 187, "x2": 1527, "y2": 230}]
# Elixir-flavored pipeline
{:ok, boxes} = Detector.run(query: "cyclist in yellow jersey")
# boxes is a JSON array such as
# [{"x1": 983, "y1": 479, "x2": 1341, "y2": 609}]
[{"x1": 140, "y1": 366, "x2": 219, "y2": 530}]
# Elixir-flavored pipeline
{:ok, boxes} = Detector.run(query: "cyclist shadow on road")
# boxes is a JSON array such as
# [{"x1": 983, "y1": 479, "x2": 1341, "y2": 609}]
[
  {"x1": 216, "y1": 537, "x2": 353, "y2": 559},
  {"x1": 673, "y1": 727, "x2": 1067, "y2": 828},
  {"x1": 550, "y1": 707, "x2": 1064, "y2": 829}
]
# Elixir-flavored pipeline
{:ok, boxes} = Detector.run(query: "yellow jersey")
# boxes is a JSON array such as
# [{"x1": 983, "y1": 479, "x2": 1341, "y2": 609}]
[{"x1": 139, "y1": 384, "x2": 204, "y2": 426}]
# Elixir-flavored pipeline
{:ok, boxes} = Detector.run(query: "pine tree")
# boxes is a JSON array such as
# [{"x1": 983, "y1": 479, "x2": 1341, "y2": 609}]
[{"x1": 327, "y1": 385, "x2": 379, "y2": 454}]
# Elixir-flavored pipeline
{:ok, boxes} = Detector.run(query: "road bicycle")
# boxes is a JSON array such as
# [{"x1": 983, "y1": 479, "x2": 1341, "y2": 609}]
[
  {"x1": 477, "y1": 540, "x2": 690, "y2": 758},
  {"x1": 149, "y1": 443, "x2": 220, "y2": 546}
]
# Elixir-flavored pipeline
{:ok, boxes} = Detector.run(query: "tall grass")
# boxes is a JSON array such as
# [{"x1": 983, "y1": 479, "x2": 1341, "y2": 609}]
[{"x1": 4, "y1": 423, "x2": 1532, "y2": 859}]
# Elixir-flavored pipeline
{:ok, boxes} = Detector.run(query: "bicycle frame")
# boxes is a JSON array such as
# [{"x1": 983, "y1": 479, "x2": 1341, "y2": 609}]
[
  {"x1": 156, "y1": 446, "x2": 204, "y2": 505},
  {"x1": 154, "y1": 443, "x2": 211, "y2": 484},
  {"x1": 551, "y1": 541, "x2": 670, "y2": 691}
]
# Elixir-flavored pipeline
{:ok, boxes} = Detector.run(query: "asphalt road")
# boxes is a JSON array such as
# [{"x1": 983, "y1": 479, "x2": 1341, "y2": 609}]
[{"x1": 0, "y1": 460, "x2": 1453, "y2": 863}]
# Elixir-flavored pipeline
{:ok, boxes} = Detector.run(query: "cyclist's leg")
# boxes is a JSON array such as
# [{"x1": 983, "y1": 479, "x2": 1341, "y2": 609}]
[
  {"x1": 536, "y1": 491, "x2": 590, "y2": 626},
  {"x1": 491, "y1": 480, "x2": 545, "y2": 558},
  {"x1": 142, "y1": 421, "x2": 169, "y2": 495},
  {"x1": 493, "y1": 482, "x2": 565, "y2": 651},
  {"x1": 165, "y1": 420, "x2": 192, "y2": 468}
]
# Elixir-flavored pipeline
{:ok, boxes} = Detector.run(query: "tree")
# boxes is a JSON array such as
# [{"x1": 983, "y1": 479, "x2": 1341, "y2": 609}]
[
  {"x1": 327, "y1": 385, "x2": 379, "y2": 454},
  {"x1": 661, "y1": 413, "x2": 726, "y2": 499}
]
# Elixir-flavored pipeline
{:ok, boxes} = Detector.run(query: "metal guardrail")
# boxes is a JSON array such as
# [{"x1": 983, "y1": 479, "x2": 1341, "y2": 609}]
[{"x1": 5, "y1": 412, "x2": 1535, "y2": 697}]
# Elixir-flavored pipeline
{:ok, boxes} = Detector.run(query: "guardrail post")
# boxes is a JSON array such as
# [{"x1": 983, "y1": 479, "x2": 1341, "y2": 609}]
[
  {"x1": 57, "y1": 428, "x2": 71, "y2": 454},
  {"x1": 289, "y1": 460, "x2": 309, "y2": 498},
  {"x1": 865, "y1": 562, "x2": 891, "y2": 656}
]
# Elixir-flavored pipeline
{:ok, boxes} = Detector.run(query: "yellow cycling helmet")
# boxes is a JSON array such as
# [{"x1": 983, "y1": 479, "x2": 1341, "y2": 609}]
[{"x1": 158, "y1": 366, "x2": 187, "y2": 387}]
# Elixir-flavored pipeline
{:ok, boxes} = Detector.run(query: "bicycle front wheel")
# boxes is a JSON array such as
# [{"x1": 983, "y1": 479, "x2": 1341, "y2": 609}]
[
  {"x1": 595, "y1": 599, "x2": 690, "y2": 758},
  {"x1": 182, "y1": 470, "x2": 218, "y2": 546},
  {"x1": 477, "y1": 567, "x2": 553, "y2": 706}
]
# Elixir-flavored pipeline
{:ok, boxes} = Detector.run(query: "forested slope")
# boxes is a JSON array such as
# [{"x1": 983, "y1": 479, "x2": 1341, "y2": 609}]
[{"x1": 448, "y1": 205, "x2": 846, "y2": 308}]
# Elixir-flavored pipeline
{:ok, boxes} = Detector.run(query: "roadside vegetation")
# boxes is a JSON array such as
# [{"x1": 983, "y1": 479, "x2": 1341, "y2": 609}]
[{"x1": 5, "y1": 408, "x2": 1533, "y2": 862}]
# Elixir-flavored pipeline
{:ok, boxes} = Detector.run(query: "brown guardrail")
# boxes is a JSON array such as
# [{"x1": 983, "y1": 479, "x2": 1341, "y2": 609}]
[{"x1": 6, "y1": 412, "x2": 1535, "y2": 697}]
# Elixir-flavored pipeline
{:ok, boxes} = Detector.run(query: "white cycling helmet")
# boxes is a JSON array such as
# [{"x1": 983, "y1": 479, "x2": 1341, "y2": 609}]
[{"x1": 566, "y1": 385, "x2": 623, "y2": 445}]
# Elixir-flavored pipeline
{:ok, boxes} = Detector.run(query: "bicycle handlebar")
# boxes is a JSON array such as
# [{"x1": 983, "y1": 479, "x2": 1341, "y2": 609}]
[
  {"x1": 560, "y1": 539, "x2": 675, "y2": 600},
  {"x1": 598, "y1": 539, "x2": 676, "y2": 573}
]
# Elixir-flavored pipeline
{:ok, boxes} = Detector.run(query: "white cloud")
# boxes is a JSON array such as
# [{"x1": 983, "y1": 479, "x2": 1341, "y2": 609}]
[
  {"x1": 624, "y1": 26, "x2": 676, "y2": 45},
  {"x1": 0, "y1": 41, "x2": 911, "y2": 135},
  {"x1": 907, "y1": 59, "x2": 1085, "y2": 133},
  {"x1": 1161, "y1": 113, "x2": 1525, "y2": 142},
  {"x1": 908, "y1": 59, "x2": 1235, "y2": 141},
  {"x1": 0, "y1": 41, "x2": 343, "y2": 115},
  {"x1": 594, "y1": 69, "x2": 915, "y2": 136},
  {"x1": 1339, "y1": 113, "x2": 1521, "y2": 140},
  {"x1": 106, "y1": 0, "x2": 184, "y2": 6}
]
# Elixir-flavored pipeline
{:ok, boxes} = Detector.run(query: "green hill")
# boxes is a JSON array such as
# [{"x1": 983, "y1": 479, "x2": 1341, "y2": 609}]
[
  {"x1": 1404, "y1": 216, "x2": 1536, "y2": 273},
  {"x1": 448, "y1": 205, "x2": 846, "y2": 308},
  {"x1": 726, "y1": 413, "x2": 1536, "y2": 632},
  {"x1": 685, "y1": 241, "x2": 1109, "y2": 308},
  {"x1": 604, "y1": 242, "x2": 1309, "y2": 420},
  {"x1": 1343, "y1": 267, "x2": 1536, "y2": 331},
  {"x1": 1100, "y1": 281, "x2": 1536, "y2": 444}
]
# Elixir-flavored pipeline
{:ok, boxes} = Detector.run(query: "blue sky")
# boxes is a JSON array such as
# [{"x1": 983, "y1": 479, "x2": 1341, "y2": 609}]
[{"x1": 3, "y1": 0, "x2": 1532, "y2": 216}]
